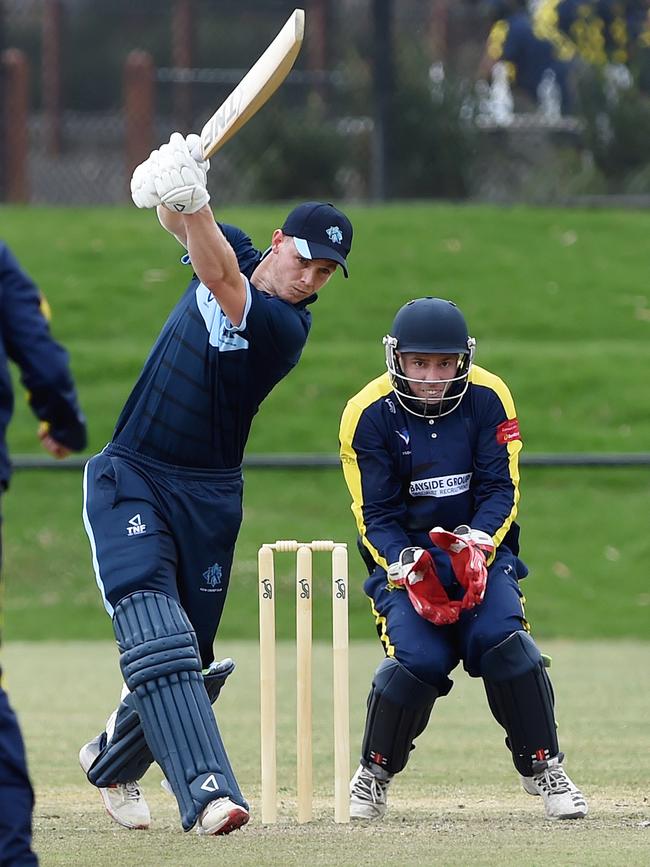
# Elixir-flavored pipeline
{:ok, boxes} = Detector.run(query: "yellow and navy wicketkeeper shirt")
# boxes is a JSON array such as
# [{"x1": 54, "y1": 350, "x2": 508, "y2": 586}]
[{"x1": 339, "y1": 367, "x2": 522, "y2": 574}]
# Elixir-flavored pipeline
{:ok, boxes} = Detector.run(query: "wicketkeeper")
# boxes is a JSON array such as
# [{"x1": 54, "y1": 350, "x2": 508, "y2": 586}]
[
  {"x1": 79, "y1": 132, "x2": 353, "y2": 835},
  {"x1": 339, "y1": 297, "x2": 587, "y2": 821}
]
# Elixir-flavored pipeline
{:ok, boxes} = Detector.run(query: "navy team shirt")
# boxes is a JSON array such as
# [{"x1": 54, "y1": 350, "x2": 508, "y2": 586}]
[{"x1": 112, "y1": 224, "x2": 314, "y2": 468}]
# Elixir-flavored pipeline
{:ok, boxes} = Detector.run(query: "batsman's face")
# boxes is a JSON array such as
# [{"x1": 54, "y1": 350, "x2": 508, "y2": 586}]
[
  {"x1": 270, "y1": 231, "x2": 337, "y2": 302},
  {"x1": 397, "y1": 352, "x2": 460, "y2": 401}
]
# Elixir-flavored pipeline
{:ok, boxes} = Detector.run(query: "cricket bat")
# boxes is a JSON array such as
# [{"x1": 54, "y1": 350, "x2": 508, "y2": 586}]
[{"x1": 200, "y1": 9, "x2": 305, "y2": 159}]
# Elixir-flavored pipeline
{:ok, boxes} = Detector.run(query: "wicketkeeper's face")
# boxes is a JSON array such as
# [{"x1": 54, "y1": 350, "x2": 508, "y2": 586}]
[
  {"x1": 269, "y1": 231, "x2": 338, "y2": 303},
  {"x1": 397, "y1": 352, "x2": 460, "y2": 401}
]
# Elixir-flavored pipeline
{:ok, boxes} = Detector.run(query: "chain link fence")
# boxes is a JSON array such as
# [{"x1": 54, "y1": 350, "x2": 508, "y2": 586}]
[{"x1": 3, "y1": 0, "x2": 650, "y2": 205}]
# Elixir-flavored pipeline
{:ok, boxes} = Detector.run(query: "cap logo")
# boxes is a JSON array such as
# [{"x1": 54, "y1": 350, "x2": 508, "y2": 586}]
[{"x1": 326, "y1": 225, "x2": 343, "y2": 245}]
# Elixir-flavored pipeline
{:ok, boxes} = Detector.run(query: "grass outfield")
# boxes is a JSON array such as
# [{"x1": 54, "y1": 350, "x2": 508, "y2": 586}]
[
  {"x1": 4, "y1": 639, "x2": 649, "y2": 867},
  {"x1": 3, "y1": 466, "x2": 649, "y2": 642},
  {"x1": 0, "y1": 203, "x2": 648, "y2": 638},
  {"x1": 1, "y1": 203, "x2": 650, "y2": 455}
]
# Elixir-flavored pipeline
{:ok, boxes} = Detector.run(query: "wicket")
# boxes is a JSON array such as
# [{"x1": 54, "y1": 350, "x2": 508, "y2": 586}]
[{"x1": 258, "y1": 540, "x2": 350, "y2": 824}]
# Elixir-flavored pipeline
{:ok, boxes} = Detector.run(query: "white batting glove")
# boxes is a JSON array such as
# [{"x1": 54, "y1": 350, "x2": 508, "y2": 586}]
[
  {"x1": 185, "y1": 133, "x2": 210, "y2": 184},
  {"x1": 130, "y1": 150, "x2": 162, "y2": 209},
  {"x1": 155, "y1": 132, "x2": 210, "y2": 214}
]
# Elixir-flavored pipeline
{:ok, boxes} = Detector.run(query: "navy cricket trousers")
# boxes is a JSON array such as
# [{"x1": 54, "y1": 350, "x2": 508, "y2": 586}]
[
  {"x1": 0, "y1": 684, "x2": 38, "y2": 866},
  {"x1": 82, "y1": 445, "x2": 243, "y2": 666},
  {"x1": 364, "y1": 547, "x2": 529, "y2": 695}
]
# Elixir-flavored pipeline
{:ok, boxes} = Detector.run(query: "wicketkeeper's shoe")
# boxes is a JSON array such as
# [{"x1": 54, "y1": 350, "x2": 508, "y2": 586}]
[
  {"x1": 349, "y1": 763, "x2": 392, "y2": 821},
  {"x1": 79, "y1": 736, "x2": 151, "y2": 830},
  {"x1": 521, "y1": 753, "x2": 588, "y2": 820},
  {"x1": 197, "y1": 797, "x2": 250, "y2": 836}
]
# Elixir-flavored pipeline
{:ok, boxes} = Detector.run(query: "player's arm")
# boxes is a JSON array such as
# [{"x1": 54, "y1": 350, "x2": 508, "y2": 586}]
[
  {"x1": 156, "y1": 205, "x2": 246, "y2": 326},
  {"x1": 179, "y1": 208, "x2": 246, "y2": 326},
  {"x1": 156, "y1": 206, "x2": 188, "y2": 248},
  {"x1": 470, "y1": 374, "x2": 522, "y2": 549},
  {"x1": 132, "y1": 132, "x2": 246, "y2": 325},
  {"x1": 339, "y1": 399, "x2": 412, "y2": 572},
  {"x1": 0, "y1": 243, "x2": 87, "y2": 455}
]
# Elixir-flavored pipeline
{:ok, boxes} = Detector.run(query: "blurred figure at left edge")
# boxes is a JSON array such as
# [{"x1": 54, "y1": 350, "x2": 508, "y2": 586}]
[{"x1": 0, "y1": 240, "x2": 87, "y2": 866}]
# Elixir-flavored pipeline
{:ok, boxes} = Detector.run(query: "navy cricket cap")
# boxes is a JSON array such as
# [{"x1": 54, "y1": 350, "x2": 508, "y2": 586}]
[{"x1": 282, "y1": 202, "x2": 353, "y2": 278}]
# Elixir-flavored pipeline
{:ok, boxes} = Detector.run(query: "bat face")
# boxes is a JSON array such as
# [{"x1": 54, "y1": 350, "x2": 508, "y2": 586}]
[
  {"x1": 200, "y1": 91, "x2": 244, "y2": 156},
  {"x1": 200, "y1": 9, "x2": 305, "y2": 159}
]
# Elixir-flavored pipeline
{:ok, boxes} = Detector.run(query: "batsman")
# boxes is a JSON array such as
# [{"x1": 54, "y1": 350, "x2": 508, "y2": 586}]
[
  {"x1": 339, "y1": 297, "x2": 587, "y2": 822},
  {"x1": 78, "y1": 132, "x2": 353, "y2": 835}
]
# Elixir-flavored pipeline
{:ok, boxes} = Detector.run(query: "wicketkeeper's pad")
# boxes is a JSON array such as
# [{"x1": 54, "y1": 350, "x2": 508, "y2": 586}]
[
  {"x1": 481, "y1": 631, "x2": 559, "y2": 776},
  {"x1": 360, "y1": 657, "x2": 439, "y2": 776}
]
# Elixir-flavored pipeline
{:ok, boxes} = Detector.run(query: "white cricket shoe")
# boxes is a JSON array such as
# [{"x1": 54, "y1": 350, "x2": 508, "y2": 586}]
[
  {"x1": 79, "y1": 736, "x2": 151, "y2": 830},
  {"x1": 349, "y1": 763, "x2": 392, "y2": 821},
  {"x1": 521, "y1": 754, "x2": 588, "y2": 820},
  {"x1": 197, "y1": 797, "x2": 250, "y2": 836}
]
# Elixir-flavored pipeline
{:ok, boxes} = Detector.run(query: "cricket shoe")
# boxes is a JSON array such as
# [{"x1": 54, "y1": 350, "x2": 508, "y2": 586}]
[
  {"x1": 197, "y1": 797, "x2": 250, "y2": 836},
  {"x1": 521, "y1": 753, "x2": 588, "y2": 820},
  {"x1": 349, "y1": 763, "x2": 392, "y2": 821},
  {"x1": 79, "y1": 735, "x2": 151, "y2": 829}
]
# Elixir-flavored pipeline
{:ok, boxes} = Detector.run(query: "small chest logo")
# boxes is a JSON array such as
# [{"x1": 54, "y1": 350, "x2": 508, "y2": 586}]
[
  {"x1": 126, "y1": 514, "x2": 147, "y2": 536},
  {"x1": 202, "y1": 563, "x2": 223, "y2": 591}
]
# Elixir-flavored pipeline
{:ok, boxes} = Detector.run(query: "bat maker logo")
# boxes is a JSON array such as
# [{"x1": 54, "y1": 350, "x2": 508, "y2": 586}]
[{"x1": 201, "y1": 91, "x2": 244, "y2": 147}]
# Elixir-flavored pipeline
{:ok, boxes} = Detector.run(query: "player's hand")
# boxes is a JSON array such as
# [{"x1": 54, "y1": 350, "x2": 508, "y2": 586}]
[
  {"x1": 390, "y1": 546, "x2": 462, "y2": 625},
  {"x1": 37, "y1": 422, "x2": 72, "y2": 460},
  {"x1": 130, "y1": 151, "x2": 162, "y2": 209},
  {"x1": 429, "y1": 526, "x2": 494, "y2": 609},
  {"x1": 155, "y1": 132, "x2": 210, "y2": 214},
  {"x1": 388, "y1": 547, "x2": 431, "y2": 585},
  {"x1": 453, "y1": 525, "x2": 495, "y2": 557},
  {"x1": 185, "y1": 133, "x2": 210, "y2": 183}
]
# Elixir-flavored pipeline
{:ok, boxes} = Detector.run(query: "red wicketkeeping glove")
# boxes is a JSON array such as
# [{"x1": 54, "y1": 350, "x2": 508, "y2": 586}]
[
  {"x1": 389, "y1": 547, "x2": 463, "y2": 626},
  {"x1": 428, "y1": 526, "x2": 495, "y2": 611}
]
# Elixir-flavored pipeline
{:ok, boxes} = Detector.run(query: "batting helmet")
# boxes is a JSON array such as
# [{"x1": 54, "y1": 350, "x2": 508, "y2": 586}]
[{"x1": 383, "y1": 297, "x2": 475, "y2": 418}]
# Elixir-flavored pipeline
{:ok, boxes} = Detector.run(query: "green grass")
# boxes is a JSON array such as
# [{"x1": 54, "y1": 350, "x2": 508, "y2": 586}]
[
  {"x1": 3, "y1": 466, "x2": 648, "y2": 642},
  {"x1": 1, "y1": 203, "x2": 650, "y2": 455},
  {"x1": 0, "y1": 203, "x2": 648, "y2": 642},
  {"x1": 4, "y1": 639, "x2": 649, "y2": 866}
]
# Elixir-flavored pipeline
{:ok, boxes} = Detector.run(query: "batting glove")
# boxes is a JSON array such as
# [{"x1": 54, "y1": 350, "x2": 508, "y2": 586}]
[
  {"x1": 130, "y1": 148, "x2": 163, "y2": 209},
  {"x1": 185, "y1": 133, "x2": 210, "y2": 184},
  {"x1": 155, "y1": 131, "x2": 211, "y2": 214}
]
